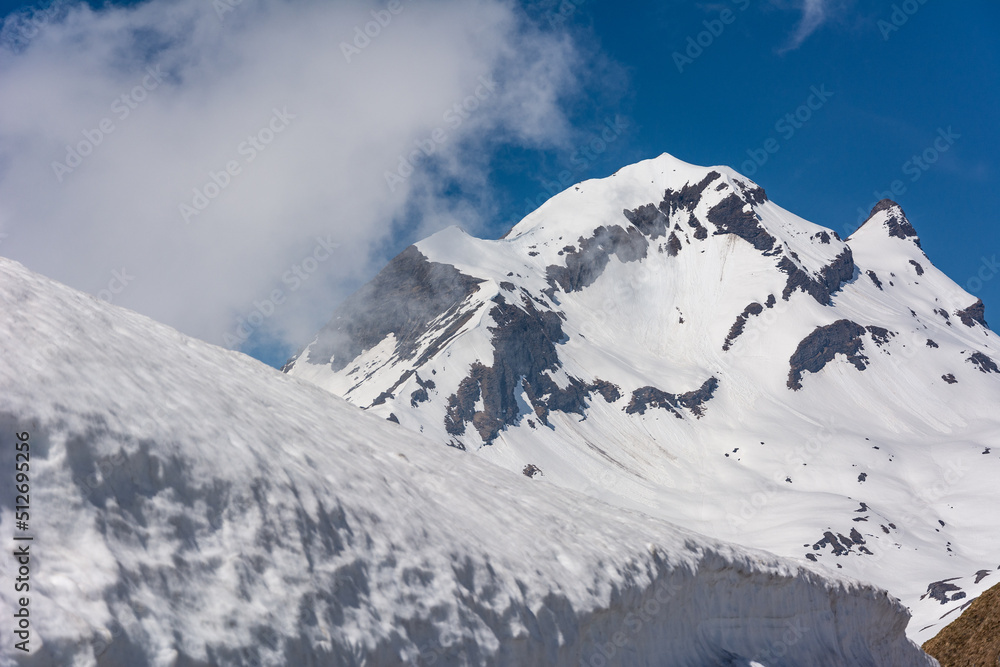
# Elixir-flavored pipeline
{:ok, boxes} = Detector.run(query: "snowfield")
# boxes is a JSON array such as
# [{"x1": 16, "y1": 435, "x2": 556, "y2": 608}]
[
  {"x1": 287, "y1": 153, "x2": 1000, "y2": 646},
  {"x1": 0, "y1": 255, "x2": 936, "y2": 665}
]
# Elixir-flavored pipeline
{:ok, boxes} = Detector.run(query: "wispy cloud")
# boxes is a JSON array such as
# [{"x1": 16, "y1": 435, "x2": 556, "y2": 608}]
[
  {"x1": 0, "y1": 0, "x2": 594, "y2": 356},
  {"x1": 780, "y1": 0, "x2": 830, "y2": 52}
]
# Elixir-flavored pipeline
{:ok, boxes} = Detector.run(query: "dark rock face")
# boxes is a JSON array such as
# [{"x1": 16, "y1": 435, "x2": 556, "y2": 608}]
[
  {"x1": 706, "y1": 193, "x2": 776, "y2": 253},
  {"x1": 956, "y1": 299, "x2": 988, "y2": 328},
  {"x1": 885, "y1": 216, "x2": 922, "y2": 247},
  {"x1": 444, "y1": 370, "x2": 483, "y2": 436},
  {"x1": 787, "y1": 320, "x2": 869, "y2": 390},
  {"x1": 779, "y1": 248, "x2": 856, "y2": 305},
  {"x1": 620, "y1": 173, "x2": 722, "y2": 248},
  {"x1": 968, "y1": 351, "x2": 1000, "y2": 374},
  {"x1": 522, "y1": 464, "x2": 542, "y2": 478},
  {"x1": 371, "y1": 388, "x2": 395, "y2": 406},
  {"x1": 815, "y1": 231, "x2": 831, "y2": 244},
  {"x1": 909, "y1": 259, "x2": 925, "y2": 276},
  {"x1": 625, "y1": 378, "x2": 719, "y2": 418},
  {"x1": 300, "y1": 246, "x2": 483, "y2": 372},
  {"x1": 666, "y1": 232, "x2": 682, "y2": 256},
  {"x1": 813, "y1": 531, "x2": 849, "y2": 556},
  {"x1": 867, "y1": 199, "x2": 922, "y2": 248},
  {"x1": 589, "y1": 379, "x2": 622, "y2": 403},
  {"x1": 924, "y1": 579, "x2": 964, "y2": 605},
  {"x1": 765, "y1": 294, "x2": 776, "y2": 308},
  {"x1": 444, "y1": 295, "x2": 560, "y2": 441},
  {"x1": 622, "y1": 203, "x2": 669, "y2": 239},
  {"x1": 865, "y1": 326, "x2": 895, "y2": 347},
  {"x1": 622, "y1": 172, "x2": 722, "y2": 246},
  {"x1": 736, "y1": 180, "x2": 768, "y2": 205},
  {"x1": 722, "y1": 302, "x2": 765, "y2": 351},
  {"x1": 409, "y1": 375, "x2": 436, "y2": 407},
  {"x1": 545, "y1": 225, "x2": 648, "y2": 295},
  {"x1": 549, "y1": 173, "x2": 743, "y2": 297},
  {"x1": 926, "y1": 339, "x2": 939, "y2": 348},
  {"x1": 866, "y1": 270, "x2": 883, "y2": 290},
  {"x1": 659, "y1": 171, "x2": 721, "y2": 216},
  {"x1": 868, "y1": 199, "x2": 898, "y2": 218},
  {"x1": 687, "y1": 214, "x2": 709, "y2": 240},
  {"x1": 942, "y1": 374, "x2": 958, "y2": 384},
  {"x1": 810, "y1": 528, "x2": 873, "y2": 558},
  {"x1": 443, "y1": 295, "x2": 618, "y2": 444},
  {"x1": 409, "y1": 387, "x2": 429, "y2": 407}
]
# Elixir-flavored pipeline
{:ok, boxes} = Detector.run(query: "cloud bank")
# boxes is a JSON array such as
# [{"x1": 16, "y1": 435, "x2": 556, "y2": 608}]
[{"x1": 0, "y1": 0, "x2": 589, "y2": 358}]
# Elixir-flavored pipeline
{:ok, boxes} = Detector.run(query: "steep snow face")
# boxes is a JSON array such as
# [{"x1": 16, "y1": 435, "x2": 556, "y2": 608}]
[
  {"x1": 286, "y1": 153, "x2": 1000, "y2": 644},
  {"x1": 0, "y1": 257, "x2": 935, "y2": 666}
]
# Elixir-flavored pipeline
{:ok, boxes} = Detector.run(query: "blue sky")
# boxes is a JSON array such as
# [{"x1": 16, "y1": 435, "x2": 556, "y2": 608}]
[
  {"x1": 494, "y1": 0, "x2": 1000, "y2": 312},
  {"x1": 1, "y1": 0, "x2": 997, "y2": 368}
]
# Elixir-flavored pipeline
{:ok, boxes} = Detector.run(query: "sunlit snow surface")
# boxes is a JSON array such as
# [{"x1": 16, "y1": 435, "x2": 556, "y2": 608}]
[
  {"x1": 288, "y1": 153, "x2": 1000, "y2": 647},
  {"x1": 0, "y1": 255, "x2": 935, "y2": 665}
]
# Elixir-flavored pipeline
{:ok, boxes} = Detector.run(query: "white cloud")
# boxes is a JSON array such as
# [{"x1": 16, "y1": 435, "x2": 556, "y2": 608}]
[
  {"x1": 781, "y1": 0, "x2": 829, "y2": 51},
  {"x1": 0, "y1": 0, "x2": 588, "y2": 357}
]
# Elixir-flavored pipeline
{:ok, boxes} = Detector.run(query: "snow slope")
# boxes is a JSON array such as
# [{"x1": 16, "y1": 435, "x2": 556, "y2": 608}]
[
  {"x1": 286, "y1": 153, "x2": 1000, "y2": 645},
  {"x1": 0, "y1": 256, "x2": 935, "y2": 665}
]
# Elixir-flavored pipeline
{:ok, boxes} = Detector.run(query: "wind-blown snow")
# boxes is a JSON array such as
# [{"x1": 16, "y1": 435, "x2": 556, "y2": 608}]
[{"x1": 0, "y1": 256, "x2": 935, "y2": 665}]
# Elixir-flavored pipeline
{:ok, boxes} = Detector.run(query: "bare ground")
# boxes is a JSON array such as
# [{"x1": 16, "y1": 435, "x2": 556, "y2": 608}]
[{"x1": 923, "y1": 581, "x2": 1000, "y2": 667}]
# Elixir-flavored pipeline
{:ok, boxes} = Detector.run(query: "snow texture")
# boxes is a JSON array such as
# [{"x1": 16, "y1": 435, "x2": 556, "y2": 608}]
[
  {"x1": 0, "y1": 256, "x2": 937, "y2": 665},
  {"x1": 287, "y1": 153, "x2": 1000, "y2": 646}
]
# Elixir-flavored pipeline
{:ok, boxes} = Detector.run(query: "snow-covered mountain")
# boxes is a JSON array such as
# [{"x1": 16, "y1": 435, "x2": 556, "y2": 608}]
[
  {"x1": 0, "y1": 256, "x2": 936, "y2": 665},
  {"x1": 285, "y1": 153, "x2": 1000, "y2": 644}
]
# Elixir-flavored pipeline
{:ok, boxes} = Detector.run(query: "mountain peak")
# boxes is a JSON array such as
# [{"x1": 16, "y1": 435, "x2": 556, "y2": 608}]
[
  {"x1": 286, "y1": 154, "x2": 1000, "y2": 646},
  {"x1": 856, "y1": 198, "x2": 922, "y2": 248},
  {"x1": 500, "y1": 153, "x2": 762, "y2": 244}
]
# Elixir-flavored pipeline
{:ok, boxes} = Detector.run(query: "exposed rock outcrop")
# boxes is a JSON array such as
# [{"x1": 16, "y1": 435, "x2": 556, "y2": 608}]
[
  {"x1": 723, "y1": 302, "x2": 765, "y2": 351},
  {"x1": 444, "y1": 295, "x2": 619, "y2": 443},
  {"x1": 625, "y1": 377, "x2": 719, "y2": 418},
  {"x1": 956, "y1": 299, "x2": 988, "y2": 328},
  {"x1": 788, "y1": 320, "x2": 869, "y2": 390},
  {"x1": 303, "y1": 246, "x2": 483, "y2": 371},
  {"x1": 779, "y1": 248, "x2": 856, "y2": 305}
]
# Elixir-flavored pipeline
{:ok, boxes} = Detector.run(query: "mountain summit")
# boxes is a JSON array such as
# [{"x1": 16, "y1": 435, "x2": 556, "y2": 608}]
[{"x1": 286, "y1": 153, "x2": 1000, "y2": 642}]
